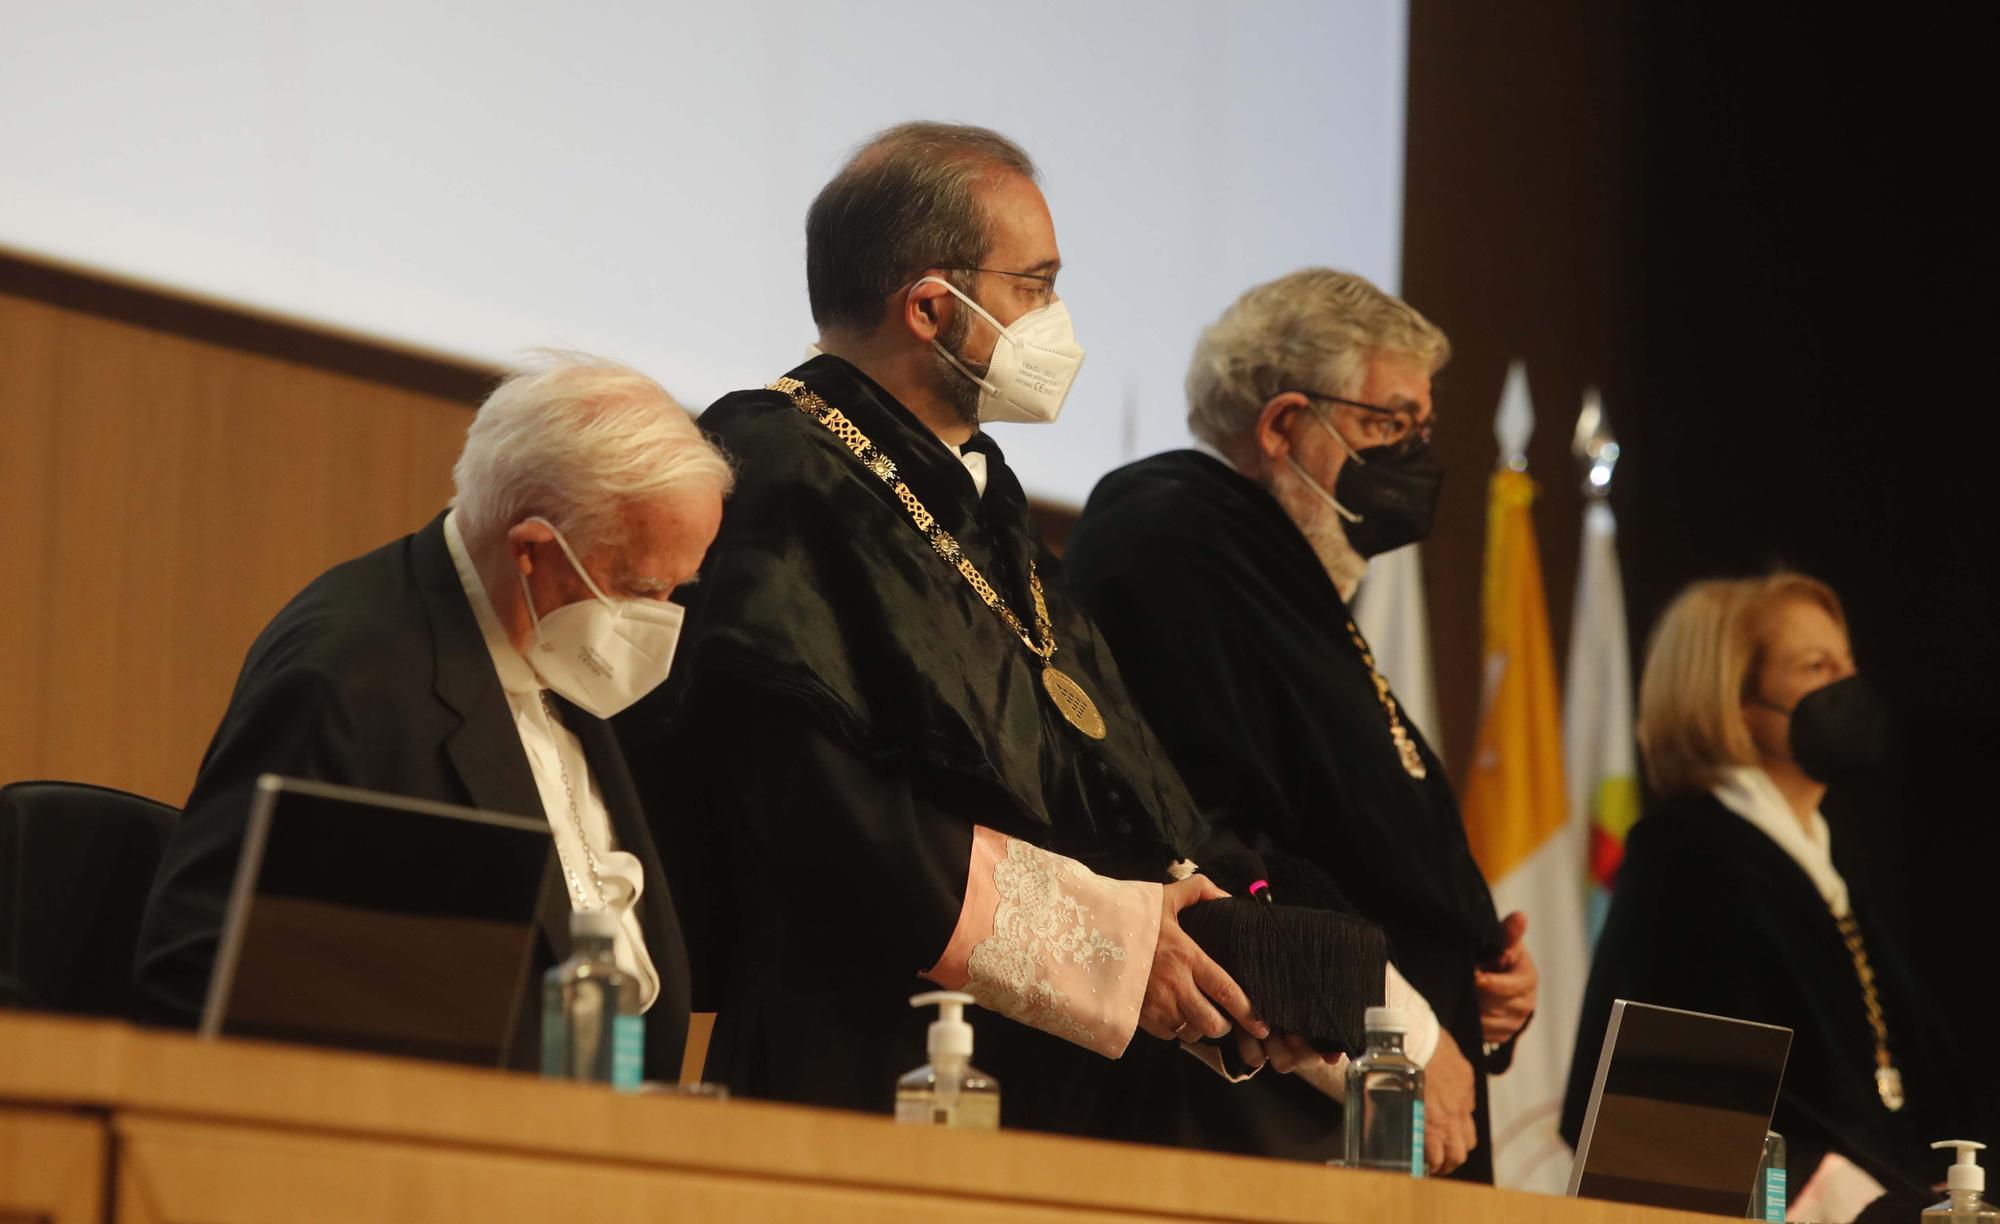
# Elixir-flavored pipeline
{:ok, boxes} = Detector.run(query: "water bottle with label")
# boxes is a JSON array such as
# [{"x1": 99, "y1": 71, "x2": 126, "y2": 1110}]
[
  {"x1": 541, "y1": 909, "x2": 644, "y2": 1090},
  {"x1": 1343, "y1": 1006, "x2": 1426, "y2": 1176},
  {"x1": 1746, "y1": 1130, "x2": 1785, "y2": 1220}
]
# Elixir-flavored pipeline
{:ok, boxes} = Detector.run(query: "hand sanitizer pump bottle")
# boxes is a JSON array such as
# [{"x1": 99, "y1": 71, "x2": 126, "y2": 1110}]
[
  {"x1": 1923, "y1": 1141, "x2": 1999, "y2": 1223},
  {"x1": 895, "y1": 991, "x2": 999, "y2": 1129}
]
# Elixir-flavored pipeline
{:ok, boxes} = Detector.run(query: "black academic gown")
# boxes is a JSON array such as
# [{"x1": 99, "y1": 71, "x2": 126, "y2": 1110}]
[
  {"x1": 1066, "y1": 450, "x2": 1508, "y2": 1175},
  {"x1": 623, "y1": 357, "x2": 1383, "y2": 1146},
  {"x1": 1561, "y1": 793, "x2": 1992, "y2": 1198},
  {"x1": 135, "y1": 513, "x2": 691, "y2": 1082}
]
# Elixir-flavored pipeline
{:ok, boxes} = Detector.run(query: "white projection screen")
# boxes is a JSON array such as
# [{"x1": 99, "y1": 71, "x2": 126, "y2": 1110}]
[{"x1": 0, "y1": 0, "x2": 1408, "y2": 505}]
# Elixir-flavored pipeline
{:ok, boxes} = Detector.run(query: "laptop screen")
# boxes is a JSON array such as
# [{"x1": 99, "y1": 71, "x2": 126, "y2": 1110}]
[
  {"x1": 200, "y1": 775, "x2": 553, "y2": 1066},
  {"x1": 1569, "y1": 999, "x2": 1793, "y2": 1215}
]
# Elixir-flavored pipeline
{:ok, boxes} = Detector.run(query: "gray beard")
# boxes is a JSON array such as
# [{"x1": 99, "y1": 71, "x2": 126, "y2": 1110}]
[{"x1": 1268, "y1": 460, "x2": 1368, "y2": 602}]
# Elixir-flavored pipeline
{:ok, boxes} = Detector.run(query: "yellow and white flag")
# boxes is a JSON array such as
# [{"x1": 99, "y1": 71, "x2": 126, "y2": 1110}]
[{"x1": 1460, "y1": 362, "x2": 1591, "y2": 1194}]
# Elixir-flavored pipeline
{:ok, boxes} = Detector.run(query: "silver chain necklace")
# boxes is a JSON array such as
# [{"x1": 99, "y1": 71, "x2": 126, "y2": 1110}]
[{"x1": 541, "y1": 691, "x2": 609, "y2": 909}]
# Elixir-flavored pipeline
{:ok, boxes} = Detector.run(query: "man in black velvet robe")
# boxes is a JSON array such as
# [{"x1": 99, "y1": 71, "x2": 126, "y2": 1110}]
[
  {"x1": 1066, "y1": 269, "x2": 1532, "y2": 1178},
  {"x1": 623, "y1": 125, "x2": 1393, "y2": 1146}
]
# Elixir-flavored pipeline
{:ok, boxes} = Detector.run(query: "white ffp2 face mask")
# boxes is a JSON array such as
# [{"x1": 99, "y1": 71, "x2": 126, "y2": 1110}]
[
  {"x1": 518, "y1": 517, "x2": 685, "y2": 720},
  {"x1": 918, "y1": 275, "x2": 1086, "y2": 424}
]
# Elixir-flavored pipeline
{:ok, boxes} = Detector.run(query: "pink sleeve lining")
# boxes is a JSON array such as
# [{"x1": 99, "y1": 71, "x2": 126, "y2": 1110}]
[{"x1": 923, "y1": 825, "x2": 1161, "y2": 1059}]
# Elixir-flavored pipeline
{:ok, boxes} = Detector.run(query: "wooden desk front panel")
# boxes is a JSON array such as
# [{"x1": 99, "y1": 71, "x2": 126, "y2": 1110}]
[
  {"x1": 2, "y1": 986, "x2": 1715, "y2": 1224},
  {"x1": 0, "y1": 1107, "x2": 105, "y2": 1224},
  {"x1": 113, "y1": 1116, "x2": 1177, "y2": 1224}
]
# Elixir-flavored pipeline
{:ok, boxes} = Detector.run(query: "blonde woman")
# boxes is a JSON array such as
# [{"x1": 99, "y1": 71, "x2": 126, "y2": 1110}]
[{"x1": 1558, "y1": 573, "x2": 1988, "y2": 1204}]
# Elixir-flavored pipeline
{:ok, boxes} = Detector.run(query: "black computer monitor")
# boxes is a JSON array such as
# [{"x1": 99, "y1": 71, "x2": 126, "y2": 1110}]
[
  {"x1": 199, "y1": 774, "x2": 552, "y2": 1067},
  {"x1": 1568, "y1": 999, "x2": 1794, "y2": 1216}
]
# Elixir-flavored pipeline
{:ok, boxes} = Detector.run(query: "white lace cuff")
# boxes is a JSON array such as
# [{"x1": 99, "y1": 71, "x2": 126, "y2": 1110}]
[
  {"x1": 922, "y1": 826, "x2": 1161, "y2": 1059},
  {"x1": 1387, "y1": 960, "x2": 1440, "y2": 1066}
]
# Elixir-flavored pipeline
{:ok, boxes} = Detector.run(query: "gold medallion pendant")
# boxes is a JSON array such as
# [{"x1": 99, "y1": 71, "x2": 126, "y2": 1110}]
[
  {"x1": 1876, "y1": 1065, "x2": 1905, "y2": 1112},
  {"x1": 1042, "y1": 666, "x2": 1107, "y2": 740},
  {"x1": 1394, "y1": 734, "x2": 1427, "y2": 780}
]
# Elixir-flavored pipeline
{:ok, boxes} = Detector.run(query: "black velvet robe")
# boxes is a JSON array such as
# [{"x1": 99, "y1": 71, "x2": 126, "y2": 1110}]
[
  {"x1": 1561, "y1": 792, "x2": 1993, "y2": 1198},
  {"x1": 1066, "y1": 450, "x2": 1508, "y2": 1175},
  {"x1": 622, "y1": 357, "x2": 1383, "y2": 1145}
]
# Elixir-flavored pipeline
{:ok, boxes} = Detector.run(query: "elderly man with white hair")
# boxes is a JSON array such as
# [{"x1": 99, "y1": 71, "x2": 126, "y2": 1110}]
[
  {"x1": 1067, "y1": 268, "x2": 1535, "y2": 1178},
  {"x1": 135, "y1": 352, "x2": 730, "y2": 1082}
]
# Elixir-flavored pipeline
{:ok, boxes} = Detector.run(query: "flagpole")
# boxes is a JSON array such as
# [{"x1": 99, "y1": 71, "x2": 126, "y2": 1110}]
[
  {"x1": 1465, "y1": 360, "x2": 1579, "y2": 1191},
  {"x1": 1565, "y1": 390, "x2": 1638, "y2": 942}
]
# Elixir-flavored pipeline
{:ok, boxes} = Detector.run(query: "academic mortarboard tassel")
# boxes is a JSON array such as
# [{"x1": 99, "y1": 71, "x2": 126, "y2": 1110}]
[{"x1": 1177, "y1": 851, "x2": 1389, "y2": 1076}]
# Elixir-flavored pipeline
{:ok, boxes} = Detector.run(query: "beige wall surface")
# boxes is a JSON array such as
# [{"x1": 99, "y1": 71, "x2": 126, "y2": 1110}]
[{"x1": 0, "y1": 272, "x2": 483, "y2": 806}]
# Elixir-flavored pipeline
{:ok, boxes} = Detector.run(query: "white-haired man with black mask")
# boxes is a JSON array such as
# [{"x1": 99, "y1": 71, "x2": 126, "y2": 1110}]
[
  {"x1": 1068, "y1": 268, "x2": 1538, "y2": 1178},
  {"x1": 137, "y1": 352, "x2": 730, "y2": 1081}
]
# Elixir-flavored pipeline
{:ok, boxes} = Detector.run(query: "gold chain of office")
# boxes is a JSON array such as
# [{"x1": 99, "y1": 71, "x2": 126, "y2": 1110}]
[
  {"x1": 1835, "y1": 910, "x2": 1905, "y2": 1112},
  {"x1": 769, "y1": 377, "x2": 1107, "y2": 740},
  {"x1": 1343, "y1": 619, "x2": 1428, "y2": 779}
]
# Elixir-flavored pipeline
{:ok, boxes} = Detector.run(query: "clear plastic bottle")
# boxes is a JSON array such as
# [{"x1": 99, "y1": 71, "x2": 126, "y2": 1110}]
[
  {"x1": 895, "y1": 991, "x2": 1000, "y2": 1129},
  {"x1": 1343, "y1": 1006, "x2": 1426, "y2": 1176},
  {"x1": 1746, "y1": 1130, "x2": 1785, "y2": 1220},
  {"x1": 1922, "y1": 1141, "x2": 2000, "y2": 1223},
  {"x1": 540, "y1": 909, "x2": 644, "y2": 1090}
]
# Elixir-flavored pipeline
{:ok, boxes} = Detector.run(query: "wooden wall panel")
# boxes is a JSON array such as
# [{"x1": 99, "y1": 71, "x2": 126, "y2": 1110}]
[
  {"x1": 0, "y1": 253, "x2": 1082, "y2": 812},
  {"x1": 0, "y1": 283, "x2": 481, "y2": 807}
]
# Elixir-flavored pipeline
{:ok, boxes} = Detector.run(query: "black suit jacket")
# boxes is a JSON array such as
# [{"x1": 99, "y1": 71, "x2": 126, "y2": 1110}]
[{"x1": 135, "y1": 513, "x2": 691, "y2": 1080}]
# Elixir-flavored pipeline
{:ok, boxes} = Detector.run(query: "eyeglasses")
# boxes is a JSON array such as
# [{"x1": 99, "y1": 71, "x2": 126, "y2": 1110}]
[
  {"x1": 934, "y1": 264, "x2": 1056, "y2": 286},
  {"x1": 1281, "y1": 388, "x2": 1433, "y2": 455},
  {"x1": 933, "y1": 265, "x2": 1059, "y2": 304}
]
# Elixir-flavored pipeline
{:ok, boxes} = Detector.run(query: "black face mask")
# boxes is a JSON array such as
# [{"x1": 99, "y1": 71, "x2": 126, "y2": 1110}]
[
  {"x1": 1332, "y1": 438, "x2": 1446, "y2": 557},
  {"x1": 1758, "y1": 674, "x2": 1890, "y2": 783}
]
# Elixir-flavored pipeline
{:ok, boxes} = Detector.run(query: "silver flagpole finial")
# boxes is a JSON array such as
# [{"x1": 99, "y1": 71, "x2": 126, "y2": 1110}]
[
  {"x1": 1571, "y1": 386, "x2": 1620, "y2": 497},
  {"x1": 1494, "y1": 359, "x2": 1535, "y2": 471}
]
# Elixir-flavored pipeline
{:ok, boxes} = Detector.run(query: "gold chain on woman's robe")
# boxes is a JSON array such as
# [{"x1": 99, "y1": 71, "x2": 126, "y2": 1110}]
[{"x1": 1834, "y1": 910, "x2": 1905, "y2": 1111}]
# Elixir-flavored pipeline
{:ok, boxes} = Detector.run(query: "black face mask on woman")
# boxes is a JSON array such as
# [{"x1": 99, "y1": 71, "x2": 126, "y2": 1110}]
[{"x1": 1755, "y1": 674, "x2": 1891, "y2": 783}]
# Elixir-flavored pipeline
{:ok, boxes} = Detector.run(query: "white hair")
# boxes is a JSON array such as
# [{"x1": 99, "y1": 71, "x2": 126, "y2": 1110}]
[
  {"x1": 452, "y1": 350, "x2": 732, "y2": 556},
  {"x1": 1186, "y1": 268, "x2": 1450, "y2": 450}
]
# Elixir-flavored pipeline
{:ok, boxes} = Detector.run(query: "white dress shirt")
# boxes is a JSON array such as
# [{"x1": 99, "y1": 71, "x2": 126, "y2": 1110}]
[
  {"x1": 443, "y1": 511, "x2": 659, "y2": 1008},
  {"x1": 944, "y1": 441, "x2": 989, "y2": 496}
]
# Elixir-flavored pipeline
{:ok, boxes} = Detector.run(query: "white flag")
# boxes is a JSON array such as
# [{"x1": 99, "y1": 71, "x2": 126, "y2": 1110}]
[{"x1": 1566, "y1": 499, "x2": 1640, "y2": 940}]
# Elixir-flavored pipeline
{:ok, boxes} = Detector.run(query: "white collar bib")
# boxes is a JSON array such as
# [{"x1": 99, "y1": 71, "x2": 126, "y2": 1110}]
[{"x1": 1710, "y1": 765, "x2": 1850, "y2": 916}]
